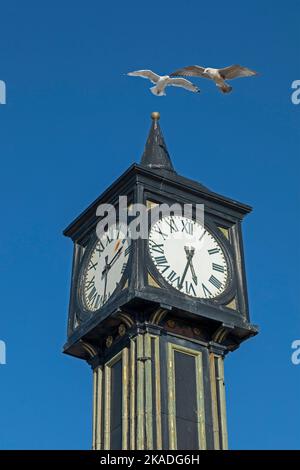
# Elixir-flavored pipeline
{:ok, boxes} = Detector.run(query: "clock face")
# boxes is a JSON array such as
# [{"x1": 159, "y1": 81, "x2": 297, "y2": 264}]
[
  {"x1": 148, "y1": 215, "x2": 228, "y2": 299},
  {"x1": 80, "y1": 224, "x2": 131, "y2": 312}
]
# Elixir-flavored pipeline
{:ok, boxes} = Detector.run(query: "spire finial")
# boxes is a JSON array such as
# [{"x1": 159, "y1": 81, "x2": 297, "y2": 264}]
[
  {"x1": 151, "y1": 111, "x2": 160, "y2": 121},
  {"x1": 140, "y1": 112, "x2": 175, "y2": 173}
]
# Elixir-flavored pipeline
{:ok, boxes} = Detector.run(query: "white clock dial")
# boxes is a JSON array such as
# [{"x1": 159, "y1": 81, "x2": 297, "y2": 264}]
[
  {"x1": 149, "y1": 215, "x2": 228, "y2": 299},
  {"x1": 81, "y1": 224, "x2": 131, "y2": 312}
]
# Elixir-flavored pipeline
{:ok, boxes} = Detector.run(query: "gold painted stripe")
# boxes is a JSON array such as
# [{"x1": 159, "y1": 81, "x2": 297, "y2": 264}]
[
  {"x1": 216, "y1": 357, "x2": 228, "y2": 450},
  {"x1": 209, "y1": 353, "x2": 220, "y2": 450},
  {"x1": 195, "y1": 355, "x2": 206, "y2": 450},
  {"x1": 95, "y1": 367, "x2": 103, "y2": 450},
  {"x1": 167, "y1": 344, "x2": 177, "y2": 450},
  {"x1": 122, "y1": 348, "x2": 129, "y2": 450},
  {"x1": 144, "y1": 334, "x2": 153, "y2": 449},
  {"x1": 103, "y1": 364, "x2": 111, "y2": 450},
  {"x1": 152, "y1": 336, "x2": 162, "y2": 450},
  {"x1": 130, "y1": 339, "x2": 136, "y2": 450},
  {"x1": 136, "y1": 335, "x2": 145, "y2": 449}
]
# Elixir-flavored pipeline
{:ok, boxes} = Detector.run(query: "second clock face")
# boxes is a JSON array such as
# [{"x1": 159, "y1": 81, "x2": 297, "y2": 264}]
[
  {"x1": 148, "y1": 215, "x2": 228, "y2": 299},
  {"x1": 81, "y1": 224, "x2": 131, "y2": 312}
]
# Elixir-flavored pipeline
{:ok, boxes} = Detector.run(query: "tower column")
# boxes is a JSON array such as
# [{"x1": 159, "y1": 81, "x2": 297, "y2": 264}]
[{"x1": 91, "y1": 321, "x2": 229, "y2": 450}]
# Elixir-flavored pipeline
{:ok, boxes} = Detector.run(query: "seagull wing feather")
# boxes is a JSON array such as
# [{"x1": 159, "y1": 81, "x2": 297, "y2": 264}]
[
  {"x1": 219, "y1": 65, "x2": 258, "y2": 80},
  {"x1": 170, "y1": 65, "x2": 207, "y2": 78},
  {"x1": 127, "y1": 70, "x2": 160, "y2": 84},
  {"x1": 168, "y1": 77, "x2": 200, "y2": 93}
]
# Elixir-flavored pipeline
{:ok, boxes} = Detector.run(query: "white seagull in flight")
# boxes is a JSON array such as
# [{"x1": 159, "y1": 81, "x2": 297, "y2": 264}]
[
  {"x1": 170, "y1": 64, "x2": 257, "y2": 93},
  {"x1": 127, "y1": 69, "x2": 200, "y2": 96}
]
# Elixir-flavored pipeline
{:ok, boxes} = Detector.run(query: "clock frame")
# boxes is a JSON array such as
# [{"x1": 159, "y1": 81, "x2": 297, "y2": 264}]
[{"x1": 147, "y1": 214, "x2": 236, "y2": 305}]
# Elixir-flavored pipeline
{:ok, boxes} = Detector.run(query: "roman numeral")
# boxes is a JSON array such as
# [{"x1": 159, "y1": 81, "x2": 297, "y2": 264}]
[
  {"x1": 149, "y1": 241, "x2": 164, "y2": 254},
  {"x1": 199, "y1": 229, "x2": 206, "y2": 242},
  {"x1": 154, "y1": 255, "x2": 169, "y2": 273},
  {"x1": 95, "y1": 241, "x2": 105, "y2": 253},
  {"x1": 85, "y1": 276, "x2": 95, "y2": 291},
  {"x1": 212, "y1": 263, "x2": 225, "y2": 273},
  {"x1": 105, "y1": 234, "x2": 112, "y2": 246},
  {"x1": 121, "y1": 263, "x2": 127, "y2": 274},
  {"x1": 181, "y1": 220, "x2": 194, "y2": 235},
  {"x1": 92, "y1": 294, "x2": 101, "y2": 310},
  {"x1": 153, "y1": 226, "x2": 168, "y2": 240},
  {"x1": 167, "y1": 270, "x2": 181, "y2": 287},
  {"x1": 125, "y1": 245, "x2": 132, "y2": 257},
  {"x1": 185, "y1": 281, "x2": 196, "y2": 296},
  {"x1": 87, "y1": 286, "x2": 98, "y2": 303},
  {"x1": 88, "y1": 261, "x2": 98, "y2": 271},
  {"x1": 165, "y1": 217, "x2": 179, "y2": 233},
  {"x1": 209, "y1": 275, "x2": 222, "y2": 289},
  {"x1": 202, "y1": 283, "x2": 212, "y2": 298},
  {"x1": 208, "y1": 248, "x2": 220, "y2": 255}
]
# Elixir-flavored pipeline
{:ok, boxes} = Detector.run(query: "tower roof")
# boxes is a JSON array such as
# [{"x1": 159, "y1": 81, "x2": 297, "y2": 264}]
[{"x1": 140, "y1": 112, "x2": 175, "y2": 173}]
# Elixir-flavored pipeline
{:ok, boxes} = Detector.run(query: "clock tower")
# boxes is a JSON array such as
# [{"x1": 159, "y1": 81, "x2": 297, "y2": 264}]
[{"x1": 63, "y1": 112, "x2": 258, "y2": 450}]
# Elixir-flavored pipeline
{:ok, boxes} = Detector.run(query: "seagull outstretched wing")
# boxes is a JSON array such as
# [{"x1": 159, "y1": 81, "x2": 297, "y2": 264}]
[
  {"x1": 170, "y1": 65, "x2": 207, "y2": 78},
  {"x1": 168, "y1": 77, "x2": 200, "y2": 93},
  {"x1": 127, "y1": 70, "x2": 160, "y2": 84},
  {"x1": 219, "y1": 65, "x2": 257, "y2": 80}
]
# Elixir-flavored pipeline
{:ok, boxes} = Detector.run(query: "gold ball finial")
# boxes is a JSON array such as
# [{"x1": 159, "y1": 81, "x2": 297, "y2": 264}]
[{"x1": 151, "y1": 111, "x2": 160, "y2": 121}]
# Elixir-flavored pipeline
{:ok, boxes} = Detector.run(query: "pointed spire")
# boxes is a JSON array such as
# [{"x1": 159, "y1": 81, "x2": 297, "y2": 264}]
[{"x1": 140, "y1": 112, "x2": 175, "y2": 173}]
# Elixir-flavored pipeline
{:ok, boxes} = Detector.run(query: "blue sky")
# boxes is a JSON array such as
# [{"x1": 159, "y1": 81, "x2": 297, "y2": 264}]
[{"x1": 0, "y1": 0, "x2": 299, "y2": 449}]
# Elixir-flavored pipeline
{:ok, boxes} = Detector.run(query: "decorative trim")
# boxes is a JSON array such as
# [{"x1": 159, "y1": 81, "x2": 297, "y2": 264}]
[
  {"x1": 215, "y1": 356, "x2": 228, "y2": 449},
  {"x1": 150, "y1": 308, "x2": 167, "y2": 325},
  {"x1": 130, "y1": 339, "x2": 136, "y2": 450},
  {"x1": 225, "y1": 298, "x2": 237, "y2": 310},
  {"x1": 92, "y1": 366, "x2": 103, "y2": 450},
  {"x1": 103, "y1": 351, "x2": 123, "y2": 450},
  {"x1": 209, "y1": 353, "x2": 220, "y2": 449},
  {"x1": 218, "y1": 226, "x2": 229, "y2": 240},
  {"x1": 80, "y1": 340, "x2": 98, "y2": 358},
  {"x1": 167, "y1": 343, "x2": 207, "y2": 450},
  {"x1": 147, "y1": 273, "x2": 161, "y2": 288},
  {"x1": 144, "y1": 334, "x2": 153, "y2": 449},
  {"x1": 152, "y1": 335, "x2": 162, "y2": 449},
  {"x1": 136, "y1": 335, "x2": 145, "y2": 449},
  {"x1": 212, "y1": 323, "x2": 234, "y2": 344},
  {"x1": 122, "y1": 348, "x2": 129, "y2": 449},
  {"x1": 116, "y1": 312, "x2": 135, "y2": 328}
]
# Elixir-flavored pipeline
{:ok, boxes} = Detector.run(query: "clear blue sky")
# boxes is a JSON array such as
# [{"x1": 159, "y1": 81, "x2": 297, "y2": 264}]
[{"x1": 0, "y1": 0, "x2": 299, "y2": 450}]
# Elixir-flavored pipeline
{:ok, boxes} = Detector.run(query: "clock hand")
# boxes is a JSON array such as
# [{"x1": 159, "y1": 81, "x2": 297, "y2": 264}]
[
  {"x1": 189, "y1": 258, "x2": 198, "y2": 285},
  {"x1": 101, "y1": 247, "x2": 123, "y2": 278},
  {"x1": 103, "y1": 255, "x2": 109, "y2": 299},
  {"x1": 178, "y1": 247, "x2": 195, "y2": 290}
]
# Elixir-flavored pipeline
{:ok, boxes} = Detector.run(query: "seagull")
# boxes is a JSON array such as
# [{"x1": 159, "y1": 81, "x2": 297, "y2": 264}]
[
  {"x1": 170, "y1": 64, "x2": 257, "y2": 93},
  {"x1": 127, "y1": 69, "x2": 200, "y2": 96}
]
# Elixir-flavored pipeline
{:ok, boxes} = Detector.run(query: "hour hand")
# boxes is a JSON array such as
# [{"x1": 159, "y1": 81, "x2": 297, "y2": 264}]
[
  {"x1": 184, "y1": 246, "x2": 197, "y2": 285},
  {"x1": 189, "y1": 259, "x2": 198, "y2": 285}
]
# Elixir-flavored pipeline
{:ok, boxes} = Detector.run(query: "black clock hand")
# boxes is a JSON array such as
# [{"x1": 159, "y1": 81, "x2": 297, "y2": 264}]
[
  {"x1": 101, "y1": 247, "x2": 123, "y2": 278},
  {"x1": 103, "y1": 255, "x2": 109, "y2": 299},
  {"x1": 189, "y1": 258, "x2": 198, "y2": 285},
  {"x1": 179, "y1": 247, "x2": 195, "y2": 290}
]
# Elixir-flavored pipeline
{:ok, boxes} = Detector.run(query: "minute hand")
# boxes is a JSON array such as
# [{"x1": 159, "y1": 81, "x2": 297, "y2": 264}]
[
  {"x1": 178, "y1": 250, "x2": 194, "y2": 290},
  {"x1": 189, "y1": 259, "x2": 198, "y2": 285}
]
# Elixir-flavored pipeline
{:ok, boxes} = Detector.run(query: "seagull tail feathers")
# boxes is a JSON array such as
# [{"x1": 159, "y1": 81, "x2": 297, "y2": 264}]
[
  {"x1": 150, "y1": 86, "x2": 165, "y2": 96},
  {"x1": 218, "y1": 83, "x2": 233, "y2": 94}
]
